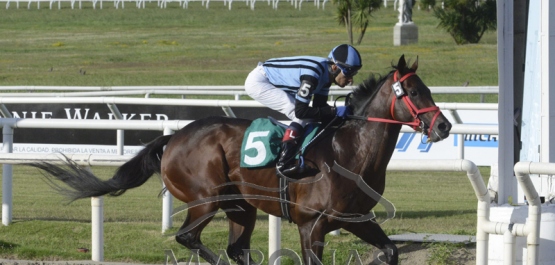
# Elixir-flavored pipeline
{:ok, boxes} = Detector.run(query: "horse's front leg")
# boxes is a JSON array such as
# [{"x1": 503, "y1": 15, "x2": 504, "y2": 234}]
[
  {"x1": 343, "y1": 221, "x2": 398, "y2": 265},
  {"x1": 297, "y1": 221, "x2": 328, "y2": 265}
]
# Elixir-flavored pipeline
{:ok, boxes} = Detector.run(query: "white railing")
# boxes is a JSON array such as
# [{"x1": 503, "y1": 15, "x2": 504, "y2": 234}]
[
  {"x1": 0, "y1": 95, "x2": 497, "y2": 161},
  {"x1": 0, "y1": 96, "x2": 498, "y2": 108},
  {"x1": 0, "y1": 85, "x2": 499, "y2": 101},
  {"x1": 0, "y1": 85, "x2": 499, "y2": 92},
  {"x1": 3, "y1": 0, "x2": 330, "y2": 10},
  {"x1": 388, "y1": 160, "x2": 542, "y2": 265}
]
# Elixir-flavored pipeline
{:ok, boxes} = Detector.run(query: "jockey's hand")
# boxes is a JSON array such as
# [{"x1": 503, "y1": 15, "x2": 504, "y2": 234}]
[{"x1": 335, "y1": 106, "x2": 351, "y2": 118}]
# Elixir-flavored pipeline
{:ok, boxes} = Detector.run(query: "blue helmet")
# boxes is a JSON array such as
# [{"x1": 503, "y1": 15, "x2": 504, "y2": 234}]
[{"x1": 328, "y1": 44, "x2": 362, "y2": 77}]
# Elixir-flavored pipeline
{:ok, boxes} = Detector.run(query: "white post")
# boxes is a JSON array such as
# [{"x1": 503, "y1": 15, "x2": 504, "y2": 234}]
[
  {"x1": 503, "y1": 230, "x2": 516, "y2": 265},
  {"x1": 117, "y1": 129, "x2": 124, "y2": 155},
  {"x1": 162, "y1": 127, "x2": 173, "y2": 232},
  {"x1": 513, "y1": 161, "x2": 545, "y2": 265},
  {"x1": 1, "y1": 125, "x2": 13, "y2": 226},
  {"x1": 475, "y1": 200, "x2": 489, "y2": 265},
  {"x1": 91, "y1": 196, "x2": 104, "y2": 261},
  {"x1": 448, "y1": 110, "x2": 465, "y2": 159},
  {"x1": 496, "y1": 0, "x2": 516, "y2": 204},
  {"x1": 268, "y1": 215, "x2": 281, "y2": 265}
]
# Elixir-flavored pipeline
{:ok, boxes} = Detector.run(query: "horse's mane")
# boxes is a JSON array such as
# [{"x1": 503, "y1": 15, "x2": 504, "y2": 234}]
[
  {"x1": 348, "y1": 62, "x2": 412, "y2": 116},
  {"x1": 348, "y1": 70, "x2": 393, "y2": 116}
]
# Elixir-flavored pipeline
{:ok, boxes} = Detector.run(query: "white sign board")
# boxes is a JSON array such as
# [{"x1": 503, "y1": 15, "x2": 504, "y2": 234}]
[
  {"x1": 11, "y1": 110, "x2": 498, "y2": 166},
  {"x1": 391, "y1": 110, "x2": 498, "y2": 166}
]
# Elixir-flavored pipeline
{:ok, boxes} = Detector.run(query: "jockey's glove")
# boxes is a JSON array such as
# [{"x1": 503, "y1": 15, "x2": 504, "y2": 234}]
[{"x1": 335, "y1": 106, "x2": 351, "y2": 118}]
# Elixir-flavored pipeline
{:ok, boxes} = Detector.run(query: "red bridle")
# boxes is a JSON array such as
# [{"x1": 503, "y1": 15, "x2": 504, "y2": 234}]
[{"x1": 351, "y1": 70, "x2": 442, "y2": 138}]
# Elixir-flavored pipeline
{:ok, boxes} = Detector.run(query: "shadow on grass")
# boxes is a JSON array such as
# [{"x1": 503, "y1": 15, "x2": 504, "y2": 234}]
[
  {"x1": 378, "y1": 209, "x2": 476, "y2": 219},
  {"x1": 13, "y1": 217, "x2": 94, "y2": 223},
  {"x1": 0, "y1": 240, "x2": 18, "y2": 252},
  {"x1": 203, "y1": 209, "x2": 476, "y2": 223},
  {"x1": 12, "y1": 209, "x2": 475, "y2": 227}
]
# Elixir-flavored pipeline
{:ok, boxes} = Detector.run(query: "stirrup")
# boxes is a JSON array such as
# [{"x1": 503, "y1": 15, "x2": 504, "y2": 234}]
[
  {"x1": 279, "y1": 163, "x2": 300, "y2": 175},
  {"x1": 276, "y1": 156, "x2": 305, "y2": 178}
]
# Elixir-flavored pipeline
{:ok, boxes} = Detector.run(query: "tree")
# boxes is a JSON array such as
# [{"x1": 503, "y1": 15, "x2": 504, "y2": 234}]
[
  {"x1": 332, "y1": 0, "x2": 381, "y2": 45},
  {"x1": 433, "y1": 0, "x2": 497, "y2": 44}
]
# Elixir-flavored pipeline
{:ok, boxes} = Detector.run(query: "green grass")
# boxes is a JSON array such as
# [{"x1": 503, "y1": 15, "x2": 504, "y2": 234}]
[
  {"x1": 0, "y1": 3, "x2": 498, "y2": 104},
  {"x1": 0, "y1": 3, "x2": 497, "y2": 263},
  {"x1": 0, "y1": 165, "x2": 490, "y2": 263}
]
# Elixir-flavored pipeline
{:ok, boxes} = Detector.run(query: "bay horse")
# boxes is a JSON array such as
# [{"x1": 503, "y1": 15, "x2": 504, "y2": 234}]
[{"x1": 29, "y1": 55, "x2": 451, "y2": 265}]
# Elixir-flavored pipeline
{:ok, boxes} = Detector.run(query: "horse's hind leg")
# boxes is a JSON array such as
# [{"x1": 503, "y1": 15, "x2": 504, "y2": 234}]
[
  {"x1": 175, "y1": 205, "x2": 230, "y2": 265},
  {"x1": 223, "y1": 201, "x2": 257, "y2": 265},
  {"x1": 343, "y1": 221, "x2": 398, "y2": 265}
]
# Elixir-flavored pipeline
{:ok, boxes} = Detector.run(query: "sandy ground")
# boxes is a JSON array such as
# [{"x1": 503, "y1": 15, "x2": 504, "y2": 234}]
[{"x1": 395, "y1": 243, "x2": 476, "y2": 265}]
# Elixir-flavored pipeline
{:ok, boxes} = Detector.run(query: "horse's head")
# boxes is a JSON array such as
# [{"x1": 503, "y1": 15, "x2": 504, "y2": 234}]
[
  {"x1": 348, "y1": 55, "x2": 451, "y2": 142},
  {"x1": 388, "y1": 55, "x2": 451, "y2": 142}
]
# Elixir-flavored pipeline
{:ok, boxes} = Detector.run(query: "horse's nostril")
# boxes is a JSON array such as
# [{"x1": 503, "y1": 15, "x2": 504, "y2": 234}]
[{"x1": 438, "y1": 122, "x2": 451, "y2": 132}]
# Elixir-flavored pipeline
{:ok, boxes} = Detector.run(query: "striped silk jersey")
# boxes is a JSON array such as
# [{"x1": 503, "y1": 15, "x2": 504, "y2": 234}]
[{"x1": 262, "y1": 56, "x2": 332, "y2": 103}]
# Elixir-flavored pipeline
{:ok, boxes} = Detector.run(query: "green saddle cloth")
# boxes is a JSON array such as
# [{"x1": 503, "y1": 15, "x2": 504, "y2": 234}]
[{"x1": 240, "y1": 118, "x2": 320, "y2": 168}]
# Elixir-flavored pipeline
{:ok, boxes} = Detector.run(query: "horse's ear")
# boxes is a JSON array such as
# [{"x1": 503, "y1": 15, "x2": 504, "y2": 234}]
[
  {"x1": 410, "y1": 56, "x2": 419, "y2": 72},
  {"x1": 397, "y1": 54, "x2": 407, "y2": 70}
]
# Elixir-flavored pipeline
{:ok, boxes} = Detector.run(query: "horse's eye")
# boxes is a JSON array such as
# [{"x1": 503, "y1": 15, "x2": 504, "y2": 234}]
[{"x1": 410, "y1": 90, "x2": 418, "y2": 97}]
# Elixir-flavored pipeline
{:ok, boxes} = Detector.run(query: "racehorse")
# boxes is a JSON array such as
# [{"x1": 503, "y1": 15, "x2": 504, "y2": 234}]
[{"x1": 29, "y1": 55, "x2": 451, "y2": 265}]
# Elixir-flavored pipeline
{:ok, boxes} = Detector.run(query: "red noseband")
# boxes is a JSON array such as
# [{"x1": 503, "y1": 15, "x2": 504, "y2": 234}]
[{"x1": 390, "y1": 70, "x2": 441, "y2": 137}]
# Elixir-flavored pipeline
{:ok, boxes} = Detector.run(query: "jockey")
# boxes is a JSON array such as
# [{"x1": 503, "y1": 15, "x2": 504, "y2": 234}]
[{"x1": 245, "y1": 44, "x2": 362, "y2": 176}]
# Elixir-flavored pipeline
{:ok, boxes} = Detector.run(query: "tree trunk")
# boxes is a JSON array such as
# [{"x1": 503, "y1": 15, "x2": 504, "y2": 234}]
[
  {"x1": 343, "y1": 16, "x2": 351, "y2": 45},
  {"x1": 356, "y1": 21, "x2": 368, "y2": 45},
  {"x1": 347, "y1": 8, "x2": 353, "y2": 45}
]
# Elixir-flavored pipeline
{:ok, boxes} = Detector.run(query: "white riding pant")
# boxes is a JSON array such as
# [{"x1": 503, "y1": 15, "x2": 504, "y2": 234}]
[{"x1": 245, "y1": 64, "x2": 307, "y2": 127}]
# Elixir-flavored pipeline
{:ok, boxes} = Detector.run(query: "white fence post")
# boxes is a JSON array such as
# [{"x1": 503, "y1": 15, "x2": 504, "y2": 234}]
[
  {"x1": 91, "y1": 195, "x2": 104, "y2": 261},
  {"x1": 162, "y1": 127, "x2": 173, "y2": 233},
  {"x1": 1, "y1": 125, "x2": 13, "y2": 226},
  {"x1": 268, "y1": 215, "x2": 281, "y2": 265}
]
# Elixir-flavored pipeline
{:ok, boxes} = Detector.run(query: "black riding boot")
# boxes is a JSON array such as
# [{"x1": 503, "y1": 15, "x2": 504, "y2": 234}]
[
  {"x1": 276, "y1": 122, "x2": 303, "y2": 176},
  {"x1": 277, "y1": 140, "x2": 300, "y2": 175}
]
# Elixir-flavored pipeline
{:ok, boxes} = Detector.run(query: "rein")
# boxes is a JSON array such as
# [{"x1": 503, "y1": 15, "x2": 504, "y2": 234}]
[{"x1": 347, "y1": 70, "x2": 441, "y2": 138}]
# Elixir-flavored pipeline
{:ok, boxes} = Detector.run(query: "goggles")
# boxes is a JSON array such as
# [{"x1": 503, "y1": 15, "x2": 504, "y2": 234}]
[{"x1": 336, "y1": 62, "x2": 361, "y2": 77}]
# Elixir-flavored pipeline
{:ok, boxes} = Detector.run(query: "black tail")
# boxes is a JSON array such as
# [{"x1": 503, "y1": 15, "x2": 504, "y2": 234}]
[{"x1": 27, "y1": 135, "x2": 173, "y2": 202}]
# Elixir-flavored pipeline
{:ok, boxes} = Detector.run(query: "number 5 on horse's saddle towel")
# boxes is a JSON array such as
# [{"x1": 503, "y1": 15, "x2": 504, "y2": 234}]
[{"x1": 240, "y1": 118, "x2": 319, "y2": 168}]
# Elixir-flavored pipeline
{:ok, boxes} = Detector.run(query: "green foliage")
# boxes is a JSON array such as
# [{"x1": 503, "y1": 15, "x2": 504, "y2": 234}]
[
  {"x1": 332, "y1": 0, "x2": 381, "y2": 44},
  {"x1": 433, "y1": 0, "x2": 497, "y2": 44}
]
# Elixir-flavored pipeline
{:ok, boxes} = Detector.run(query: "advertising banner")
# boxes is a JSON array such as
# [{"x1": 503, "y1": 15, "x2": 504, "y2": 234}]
[
  {"x1": 5, "y1": 104, "x2": 498, "y2": 166},
  {"x1": 392, "y1": 110, "x2": 498, "y2": 166}
]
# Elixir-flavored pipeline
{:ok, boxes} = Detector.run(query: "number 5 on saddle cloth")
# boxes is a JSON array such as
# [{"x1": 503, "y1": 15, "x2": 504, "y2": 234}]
[{"x1": 240, "y1": 118, "x2": 320, "y2": 169}]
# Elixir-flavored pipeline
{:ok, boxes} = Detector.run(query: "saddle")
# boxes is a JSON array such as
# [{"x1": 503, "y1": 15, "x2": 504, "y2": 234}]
[
  {"x1": 240, "y1": 117, "x2": 319, "y2": 169},
  {"x1": 240, "y1": 117, "x2": 322, "y2": 223}
]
